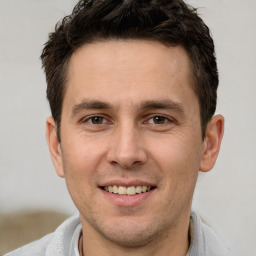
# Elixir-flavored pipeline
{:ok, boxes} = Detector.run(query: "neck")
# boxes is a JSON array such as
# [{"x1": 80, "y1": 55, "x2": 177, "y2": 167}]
[{"x1": 80, "y1": 212, "x2": 191, "y2": 256}]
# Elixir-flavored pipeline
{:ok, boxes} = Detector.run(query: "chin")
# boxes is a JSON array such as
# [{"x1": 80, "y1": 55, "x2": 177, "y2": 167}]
[
  {"x1": 90, "y1": 215, "x2": 172, "y2": 247},
  {"x1": 101, "y1": 227, "x2": 157, "y2": 247}
]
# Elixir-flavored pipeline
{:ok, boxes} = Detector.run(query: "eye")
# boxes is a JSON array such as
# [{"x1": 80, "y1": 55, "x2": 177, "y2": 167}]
[
  {"x1": 85, "y1": 116, "x2": 108, "y2": 124},
  {"x1": 148, "y1": 116, "x2": 169, "y2": 124}
]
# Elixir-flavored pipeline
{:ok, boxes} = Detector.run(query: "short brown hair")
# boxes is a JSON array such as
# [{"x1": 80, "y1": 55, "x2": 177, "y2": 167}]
[{"x1": 41, "y1": 0, "x2": 218, "y2": 141}]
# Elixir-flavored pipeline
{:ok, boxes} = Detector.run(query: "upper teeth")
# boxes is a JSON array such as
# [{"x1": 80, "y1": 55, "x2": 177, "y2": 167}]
[{"x1": 104, "y1": 185, "x2": 151, "y2": 195}]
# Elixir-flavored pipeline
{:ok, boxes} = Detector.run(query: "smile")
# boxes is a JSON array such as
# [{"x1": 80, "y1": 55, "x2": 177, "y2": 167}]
[{"x1": 102, "y1": 185, "x2": 155, "y2": 196}]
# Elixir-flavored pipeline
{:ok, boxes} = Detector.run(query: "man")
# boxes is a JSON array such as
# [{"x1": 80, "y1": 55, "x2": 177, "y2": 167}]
[{"x1": 6, "y1": 0, "x2": 232, "y2": 255}]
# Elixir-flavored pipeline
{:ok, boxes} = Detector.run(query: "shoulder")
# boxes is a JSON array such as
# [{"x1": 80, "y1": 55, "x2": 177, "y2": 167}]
[
  {"x1": 4, "y1": 214, "x2": 81, "y2": 256},
  {"x1": 188, "y1": 211, "x2": 235, "y2": 256},
  {"x1": 4, "y1": 234, "x2": 53, "y2": 256}
]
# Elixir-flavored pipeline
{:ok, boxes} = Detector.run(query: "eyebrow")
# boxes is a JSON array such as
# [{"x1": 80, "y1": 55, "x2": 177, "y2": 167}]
[
  {"x1": 140, "y1": 100, "x2": 184, "y2": 114},
  {"x1": 71, "y1": 99, "x2": 185, "y2": 117},
  {"x1": 72, "y1": 100, "x2": 112, "y2": 116}
]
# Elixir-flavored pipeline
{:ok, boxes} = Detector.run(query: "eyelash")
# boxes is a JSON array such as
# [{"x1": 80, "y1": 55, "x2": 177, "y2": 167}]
[
  {"x1": 146, "y1": 115, "x2": 173, "y2": 125},
  {"x1": 82, "y1": 115, "x2": 110, "y2": 125},
  {"x1": 82, "y1": 115, "x2": 174, "y2": 126}
]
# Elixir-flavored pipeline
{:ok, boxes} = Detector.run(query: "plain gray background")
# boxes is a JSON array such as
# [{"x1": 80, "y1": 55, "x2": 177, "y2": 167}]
[{"x1": 0, "y1": 0, "x2": 255, "y2": 255}]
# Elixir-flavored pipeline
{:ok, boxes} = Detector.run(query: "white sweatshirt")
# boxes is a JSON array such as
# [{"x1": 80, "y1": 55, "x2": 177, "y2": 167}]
[{"x1": 5, "y1": 211, "x2": 234, "y2": 256}]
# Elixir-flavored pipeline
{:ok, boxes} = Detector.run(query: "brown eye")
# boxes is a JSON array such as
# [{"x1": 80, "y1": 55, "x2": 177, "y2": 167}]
[
  {"x1": 152, "y1": 116, "x2": 167, "y2": 124},
  {"x1": 90, "y1": 116, "x2": 104, "y2": 124}
]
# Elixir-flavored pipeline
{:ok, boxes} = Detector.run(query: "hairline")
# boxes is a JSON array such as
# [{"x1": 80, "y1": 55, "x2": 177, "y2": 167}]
[{"x1": 56, "y1": 38, "x2": 204, "y2": 141}]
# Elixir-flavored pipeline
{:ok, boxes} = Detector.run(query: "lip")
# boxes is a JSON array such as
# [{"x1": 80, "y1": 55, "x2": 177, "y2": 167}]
[
  {"x1": 98, "y1": 179, "x2": 157, "y2": 207},
  {"x1": 100, "y1": 188, "x2": 156, "y2": 207},
  {"x1": 99, "y1": 179, "x2": 156, "y2": 187}
]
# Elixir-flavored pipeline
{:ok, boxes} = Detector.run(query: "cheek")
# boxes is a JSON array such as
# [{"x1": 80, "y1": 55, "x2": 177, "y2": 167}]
[
  {"x1": 148, "y1": 134, "x2": 202, "y2": 182},
  {"x1": 60, "y1": 135, "x2": 104, "y2": 193},
  {"x1": 61, "y1": 147, "x2": 97, "y2": 213},
  {"x1": 62, "y1": 132, "x2": 107, "y2": 168}
]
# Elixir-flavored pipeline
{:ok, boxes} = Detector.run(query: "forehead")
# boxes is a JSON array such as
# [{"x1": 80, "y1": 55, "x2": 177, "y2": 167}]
[{"x1": 64, "y1": 40, "x2": 197, "y2": 110}]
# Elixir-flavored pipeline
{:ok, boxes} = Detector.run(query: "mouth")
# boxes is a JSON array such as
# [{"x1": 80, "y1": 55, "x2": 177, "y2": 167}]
[{"x1": 101, "y1": 185, "x2": 156, "y2": 196}]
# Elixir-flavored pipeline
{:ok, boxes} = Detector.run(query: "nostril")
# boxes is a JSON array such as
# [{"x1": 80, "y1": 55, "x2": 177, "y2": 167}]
[{"x1": 106, "y1": 140, "x2": 147, "y2": 168}]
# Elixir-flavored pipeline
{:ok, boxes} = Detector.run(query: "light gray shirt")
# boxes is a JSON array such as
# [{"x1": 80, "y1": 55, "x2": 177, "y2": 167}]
[
  {"x1": 5, "y1": 211, "x2": 233, "y2": 256},
  {"x1": 187, "y1": 211, "x2": 233, "y2": 256}
]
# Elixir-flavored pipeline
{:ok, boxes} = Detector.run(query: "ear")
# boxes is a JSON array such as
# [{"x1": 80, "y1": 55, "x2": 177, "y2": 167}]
[
  {"x1": 46, "y1": 117, "x2": 65, "y2": 178},
  {"x1": 199, "y1": 114, "x2": 224, "y2": 172}
]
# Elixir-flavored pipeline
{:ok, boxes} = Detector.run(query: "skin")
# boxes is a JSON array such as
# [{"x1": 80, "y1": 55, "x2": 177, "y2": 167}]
[{"x1": 46, "y1": 40, "x2": 224, "y2": 256}]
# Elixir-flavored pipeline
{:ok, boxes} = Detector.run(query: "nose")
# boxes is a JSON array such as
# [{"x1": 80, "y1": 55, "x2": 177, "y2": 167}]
[{"x1": 106, "y1": 123, "x2": 147, "y2": 169}]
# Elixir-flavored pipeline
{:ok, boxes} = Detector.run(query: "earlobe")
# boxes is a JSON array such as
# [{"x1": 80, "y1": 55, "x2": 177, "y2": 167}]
[
  {"x1": 199, "y1": 114, "x2": 224, "y2": 172},
  {"x1": 46, "y1": 117, "x2": 65, "y2": 178}
]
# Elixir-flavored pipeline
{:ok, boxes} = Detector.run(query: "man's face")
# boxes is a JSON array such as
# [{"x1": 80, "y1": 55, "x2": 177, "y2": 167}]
[{"x1": 51, "y1": 40, "x2": 207, "y2": 246}]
